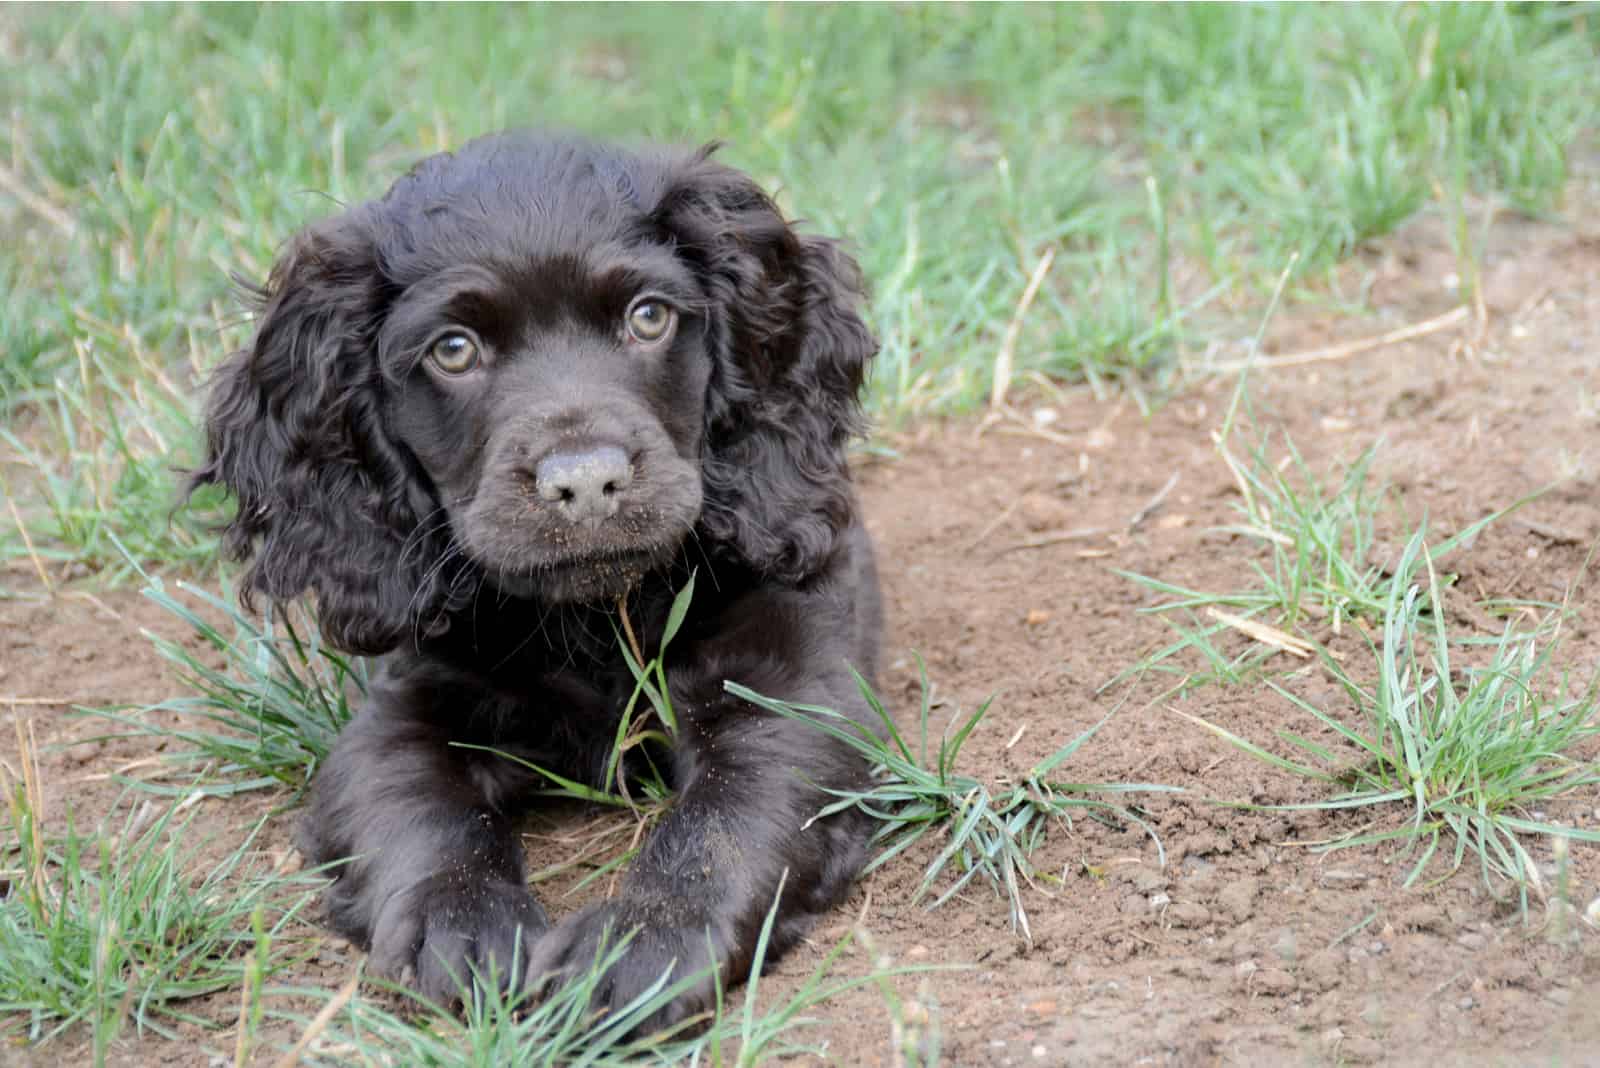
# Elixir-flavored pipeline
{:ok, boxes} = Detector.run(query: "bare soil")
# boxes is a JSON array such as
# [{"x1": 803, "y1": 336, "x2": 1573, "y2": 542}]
[{"x1": 4, "y1": 213, "x2": 1600, "y2": 1066}]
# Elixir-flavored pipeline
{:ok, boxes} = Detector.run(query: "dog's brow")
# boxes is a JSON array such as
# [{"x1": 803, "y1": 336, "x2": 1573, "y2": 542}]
[{"x1": 589, "y1": 263, "x2": 697, "y2": 307}]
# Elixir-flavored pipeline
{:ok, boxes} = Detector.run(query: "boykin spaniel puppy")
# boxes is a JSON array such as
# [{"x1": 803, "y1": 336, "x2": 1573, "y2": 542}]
[{"x1": 191, "y1": 131, "x2": 882, "y2": 1031}]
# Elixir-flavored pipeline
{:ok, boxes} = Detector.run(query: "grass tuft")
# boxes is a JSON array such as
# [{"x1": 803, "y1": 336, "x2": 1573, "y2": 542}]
[
  {"x1": 94, "y1": 571, "x2": 365, "y2": 797},
  {"x1": 0, "y1": 787, "x2": 316, "y2": 1053},
  {"x1": 1177, "y1": 527, "x2": 1600, "y2": 912},
  {"x1": 728, "y1": 661, "x2": 1177, "y2": 942},
  {"x1": 1113, "y1": 417, "x2": 1542, "y2": 695}
]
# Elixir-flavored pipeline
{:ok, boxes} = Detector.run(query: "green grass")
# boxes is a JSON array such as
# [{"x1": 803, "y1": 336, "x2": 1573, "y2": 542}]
[
  {"x1": 1117, "y1": 428, "x2": 1539, "y2": 686},
  {"x1": 1103, "y1": 353, "x2": 1597, "y2": 907},
  {"x1": 1111, "y1": 343, "x2": 1544, "y2": 693},
  {"x1": 0, "y1": 785, "x2": 317, "y2": 1057},
  {"x1": 2, "y1": 3, "x2": 1598, "y2": 577},
  {"x1": 91, "y1": 569, "x2": 367, "y2": 797},
  {"x1": 258, "y1": 882, "x2": 939, "y2": 1068},
  {"x1": 1175, "y1": 528, "x2": 1600, "y2": 914},
  {"x1": 729, "y1": 663, "x2": 1177, "y2": 943}
]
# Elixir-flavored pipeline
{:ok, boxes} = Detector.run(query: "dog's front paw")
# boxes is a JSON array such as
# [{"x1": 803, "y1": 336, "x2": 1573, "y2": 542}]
[
  {"x1": 367, "y1": 870, "x2": 551, "y2": 1007},
  {"x1": 526, "y1": 898, "x2": 728, "y2": 1036}
]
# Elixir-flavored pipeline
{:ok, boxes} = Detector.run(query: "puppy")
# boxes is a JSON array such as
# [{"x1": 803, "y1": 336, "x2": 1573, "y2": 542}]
[{"x1": 191, "y1": 131, "x2": 882, "y2": 1031}]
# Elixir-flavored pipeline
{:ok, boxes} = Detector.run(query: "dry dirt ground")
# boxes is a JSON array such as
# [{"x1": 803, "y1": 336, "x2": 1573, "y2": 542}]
[{"x1": 4, "y1": 215, "x2": 1600, "y2": 1066}]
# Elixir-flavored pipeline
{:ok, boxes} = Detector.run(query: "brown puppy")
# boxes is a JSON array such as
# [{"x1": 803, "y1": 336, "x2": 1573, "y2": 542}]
[{"x1": 190, "y1": 131, "x2": 882, "y2": 1033}]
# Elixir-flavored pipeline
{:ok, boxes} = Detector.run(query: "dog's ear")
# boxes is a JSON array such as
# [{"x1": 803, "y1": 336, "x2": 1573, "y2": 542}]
[
  {"x1": 189, "y1": 212, "x2": 457, "y2": 654},
  {"x1": 655, "y1": 149, "x2": 878, "y2": 581}
]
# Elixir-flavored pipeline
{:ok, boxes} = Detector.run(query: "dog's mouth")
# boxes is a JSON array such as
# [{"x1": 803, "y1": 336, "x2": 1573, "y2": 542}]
[
  {"x1": 477, "y1": 543, "x2": 678, "y2": 605},
  {"x1": 537, "y1": 548, "x2": 660, "y2": 603}
]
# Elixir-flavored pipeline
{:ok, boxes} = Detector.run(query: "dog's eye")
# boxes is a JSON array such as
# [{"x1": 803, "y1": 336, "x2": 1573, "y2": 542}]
[
  {"x1": 428, "y1": 332, "x2": 480, "y2": 374},
  {"x1": 626, "y1": 300, "x2": 675, "y2": 344}
]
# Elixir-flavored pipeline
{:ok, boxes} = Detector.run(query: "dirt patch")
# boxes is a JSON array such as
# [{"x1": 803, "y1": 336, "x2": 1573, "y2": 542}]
[{"x1": 5, "y1": 215, "x2": 1600, "y2": 1065}]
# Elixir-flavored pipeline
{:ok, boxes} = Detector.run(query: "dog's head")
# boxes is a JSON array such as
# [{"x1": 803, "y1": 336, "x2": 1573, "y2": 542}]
[{"x1": 191, "y1": 133, "x2": 876, "y2": 655}]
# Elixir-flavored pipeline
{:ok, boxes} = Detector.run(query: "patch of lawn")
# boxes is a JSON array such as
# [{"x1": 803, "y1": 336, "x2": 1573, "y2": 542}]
[
  {"x1": 1, "y1": 4, "x2": 1596, "y2": 575},
  {"x1": 92, "y1": 571, "x2": 366, "y2": 797},
  {"x1": 1176, "y1": 529, "x2": 1600, "y2": 912},
  {"x1": 0, "y1": 782, "x2": 317, "y2": 1056},
  {"x1": 730, "y1": 663, "x2": 1177, "y2": 943}
]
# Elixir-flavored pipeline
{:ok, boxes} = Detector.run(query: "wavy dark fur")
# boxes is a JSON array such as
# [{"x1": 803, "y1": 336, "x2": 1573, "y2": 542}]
[{"x1": 189, "y1": 131, "x2": 882, "y2": 1032}]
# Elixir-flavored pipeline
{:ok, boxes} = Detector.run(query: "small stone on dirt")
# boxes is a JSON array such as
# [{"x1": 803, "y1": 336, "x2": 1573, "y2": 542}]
[
  {"x1": 1318, "y1": 868, "x2": 1370, "y2": 887},
  {"x1": 1396, "y1": 904, "x2": 1447, "y2": 933},
  {"x1": 1271, "y1": 927, "x2": 1297, "y2": 962},
  {"x1": 1169, "y1": 901, "x2": 1211, "y2": 928},
  {"x1": 1114, "y1": 865, "x2": 1167, "y2": 894},
  {"x1": 1216, "y1": 878, "x2": 1260, "y2": 922},
  {"x1": 1300, "y1": 949, "x2": 1344, "y2": 992},
  {"x1": 1253, "y1": 968, "x2": 1297, "y2": 996},
  {"x1": 1018, "y1": 492, "x2": 1075, "y2": 531},
  {"x1": 1478, "y1": 952, "x2": 1529, "y2": 991}
]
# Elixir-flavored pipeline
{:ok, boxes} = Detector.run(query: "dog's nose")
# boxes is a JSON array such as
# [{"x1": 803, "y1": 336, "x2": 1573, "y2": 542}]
[{"x1": 533, "y1": 445, "x2": 633, "y2": 523}]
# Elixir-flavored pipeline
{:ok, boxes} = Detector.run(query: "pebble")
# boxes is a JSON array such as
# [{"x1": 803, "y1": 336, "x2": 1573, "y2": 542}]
[
  {"x1": 1396, "y1": 903, "x2": 1447, "y2": 933},
  {"x1": 1253, "y1": 968, "x2": 1298, "y2": 996},
  {"x1": 1478, "y1": 952, "x2": 1529, "y2": 991},
  {"x1": 1300, "y1": 949, "x2": 1343, "y2": 992},
  {"x1": 1216, "y1": 878, "x2": 1260, "y2": 922},
  {"x1": 1456, "y1": 932, "x2": 1487, "y2": 951},
  {"x1": 1169, "y1": 901, "x2": 1212, "y2": 928},
  {"x1": 1119, "y1": 865, "x2": 1167, "y2": 893},
  {"x1": 1018, "y1": 492, "x2": 1075, "y2": 531}
]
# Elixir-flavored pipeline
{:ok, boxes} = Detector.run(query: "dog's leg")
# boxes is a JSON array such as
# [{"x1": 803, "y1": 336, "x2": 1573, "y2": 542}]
[
  {"x1": 526, "y1": 597, "x2": 876, "y2": 1034},
  {"x1": 298, "y1": 669, "x2": 550, "y2": 1006}
]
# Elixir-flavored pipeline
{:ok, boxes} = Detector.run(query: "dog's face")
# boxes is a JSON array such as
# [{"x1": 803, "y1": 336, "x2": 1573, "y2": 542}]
[
  {"x1": 193, "y1": 133, "x2": 877, "y2": 653},
  {"x1": 373, "y1": 159, "x2": 715, "y2": 602}
]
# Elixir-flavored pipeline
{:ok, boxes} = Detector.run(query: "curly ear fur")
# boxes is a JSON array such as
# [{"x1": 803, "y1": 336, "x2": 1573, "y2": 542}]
[
  {"x1": 658, "y1": 150, "x2": 878, "y2": 582},
  {"x1": 188, "y1": 214, "x2": 459, "y2": 655}
]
